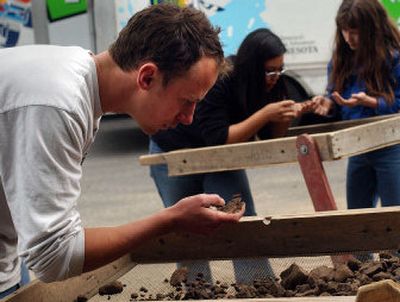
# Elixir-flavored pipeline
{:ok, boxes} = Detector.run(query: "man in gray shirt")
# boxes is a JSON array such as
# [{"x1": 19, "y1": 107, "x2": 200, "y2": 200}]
[{"x1": 0, "y1": 4, "x2": 243, "y2": 297}]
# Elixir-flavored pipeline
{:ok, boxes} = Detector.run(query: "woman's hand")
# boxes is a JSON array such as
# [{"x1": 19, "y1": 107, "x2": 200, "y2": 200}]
[
  {"x1": 332, "y1": 91, "x2": 378, "y2": 108},
  {"x1": 311, "y1": 95, "x2": 334, "y2": 116},
  {"x1": 292, "y1": 100, "x2": 316, "y2": 115},
  {"x1": 262, "y1": 100, "x2": 298, "y2": 122},
  {"x1": 166, "y1": 194, "x2": 245, "y2": 235}
]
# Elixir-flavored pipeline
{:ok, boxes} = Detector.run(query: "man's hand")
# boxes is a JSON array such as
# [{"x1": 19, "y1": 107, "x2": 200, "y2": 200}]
[
  {"x1": 167, "y1": 194, "x2": 245, "y2": 235},
  {"x1": 83, "y1": 194, "x2": 243, "y2": 272}
]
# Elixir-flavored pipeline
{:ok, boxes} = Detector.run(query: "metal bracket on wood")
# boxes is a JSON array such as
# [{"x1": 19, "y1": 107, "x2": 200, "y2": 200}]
[{"x1": 296, "y1": 134, "x2": 337, "y2": 211}]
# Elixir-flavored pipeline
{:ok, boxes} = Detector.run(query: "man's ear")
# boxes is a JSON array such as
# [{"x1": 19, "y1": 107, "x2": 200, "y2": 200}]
[{"x1": 137, "y1": 63, "x2": 159, "y2": 90}]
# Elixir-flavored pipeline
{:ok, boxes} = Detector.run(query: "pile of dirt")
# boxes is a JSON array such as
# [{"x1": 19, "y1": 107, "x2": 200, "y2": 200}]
[{"x1": 125, "y1": 252, "x2": 400, "y2": 300}]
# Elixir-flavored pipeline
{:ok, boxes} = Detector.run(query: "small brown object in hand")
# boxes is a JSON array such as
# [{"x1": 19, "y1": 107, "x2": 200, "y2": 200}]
[{"x1": 217, "y1": 194, "x2": 245, "y2": 214}]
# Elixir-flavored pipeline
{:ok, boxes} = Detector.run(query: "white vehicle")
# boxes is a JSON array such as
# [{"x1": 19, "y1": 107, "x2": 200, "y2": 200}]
[
  {"x1": 0, "y1": 0, "x2": 33, "y2": 47},
  {"x1": 101, "y1": 0, "x2": 399, "y2": 96},
  {"x1": 98, "y1": 0, "x2": 342, "y2": 95}
]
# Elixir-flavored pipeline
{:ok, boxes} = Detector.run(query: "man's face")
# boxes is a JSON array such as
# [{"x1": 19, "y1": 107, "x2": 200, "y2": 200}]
[{"x1": 137, "y1": 57, "x2": 219, "y2": 135}]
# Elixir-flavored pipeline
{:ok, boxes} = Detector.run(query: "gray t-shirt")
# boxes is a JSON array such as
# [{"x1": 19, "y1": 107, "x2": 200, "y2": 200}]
[{"x1": 0, "y1": 45, "x2": 102, "y2": 290}]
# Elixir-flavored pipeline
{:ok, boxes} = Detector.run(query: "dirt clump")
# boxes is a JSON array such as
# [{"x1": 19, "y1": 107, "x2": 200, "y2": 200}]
[
  {"x1": 98, "y1": 280, "x2": 124, "y2": 296},
  {"x1": 169, "y1": 267, "x2": 188, "y2": 287},
  {"x1": 217, "y1": 194, "x2": 245, "y2": 214},
  {"x1": 280, "y1": 263, "x2": 309, "y2": 290},
  {"x1": 74, "y1": 295, "x2": 88, "y2": 302}
]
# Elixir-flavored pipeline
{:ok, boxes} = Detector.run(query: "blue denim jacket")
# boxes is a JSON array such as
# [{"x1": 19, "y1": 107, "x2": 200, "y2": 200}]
[{"x1": 326, "y1": 51, "x2": 400, "y2": 120}]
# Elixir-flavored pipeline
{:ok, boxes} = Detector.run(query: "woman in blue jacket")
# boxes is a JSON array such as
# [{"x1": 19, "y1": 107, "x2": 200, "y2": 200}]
[{"x1": 312, "y1": 0, "x2": 400, "y2": 209}]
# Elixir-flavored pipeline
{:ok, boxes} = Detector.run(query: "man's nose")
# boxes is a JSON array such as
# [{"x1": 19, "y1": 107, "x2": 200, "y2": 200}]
[
  {"x1": 177, "y1": 112, "x2": 194, "y2": 125},
  {"x1": 177, "y1": 103, "x2": 196, "y2": 125}
]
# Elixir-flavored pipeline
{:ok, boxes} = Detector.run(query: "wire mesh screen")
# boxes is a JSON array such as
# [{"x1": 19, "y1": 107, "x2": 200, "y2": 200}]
[{"x1": 85, "y1": 250, "x2": 399, "y2": 301}]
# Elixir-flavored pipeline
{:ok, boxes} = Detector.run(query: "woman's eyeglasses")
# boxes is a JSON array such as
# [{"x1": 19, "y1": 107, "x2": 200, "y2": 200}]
[{"x1": 265, "y1": 68, "x2": 286, "y2": 78}]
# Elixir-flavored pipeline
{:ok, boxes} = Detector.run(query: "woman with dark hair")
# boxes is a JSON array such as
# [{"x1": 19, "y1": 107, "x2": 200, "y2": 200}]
[
  {"x1": 149, "y1": 28, "x2": 311, "y2": 282},
  {"x1": 312, "y1": 0, "x2": 400, "y2": 209}
]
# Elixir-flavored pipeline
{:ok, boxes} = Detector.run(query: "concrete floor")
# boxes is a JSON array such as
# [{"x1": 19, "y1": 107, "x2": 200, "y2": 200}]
[{"x1": 78, "y1": 115, "x2": 348, "y2": 228}]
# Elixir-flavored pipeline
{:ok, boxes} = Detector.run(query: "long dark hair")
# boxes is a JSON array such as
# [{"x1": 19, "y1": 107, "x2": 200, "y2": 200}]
[
  {"x1": 232, "y1": 28, "x2": 287, "y2": 113},
  {"x1": 332, "y1": 0, "x2": 400, "y2": 103}
]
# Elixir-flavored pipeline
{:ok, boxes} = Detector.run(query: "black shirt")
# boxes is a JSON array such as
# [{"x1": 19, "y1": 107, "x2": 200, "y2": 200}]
[{"x1": 151, "y1": 74, "x2": 290, "y2": 151}]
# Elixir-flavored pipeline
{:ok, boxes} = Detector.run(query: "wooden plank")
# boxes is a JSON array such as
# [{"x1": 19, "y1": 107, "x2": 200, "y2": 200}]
[
  {"x1": 139, "y1": 115, "x2": 400, "y2": 176},
  {"x1": 130, "y1": 207, "x2": 400, "y2": 263},
  {"x1": 140, "y1": 152, "x2": 166, "y2": 165},
  {"x1": 141, "y1": 115, "x2": 397, "y2": 166},
  {"x1": 7, "y1": 208, "x2": 397, "y2": 302},
  {"x1": 287, "y1": 114, "x2": 395, "y2": 137},
  {"x1": 139, "y1": 134, "x2": 333, "y2": 176},
  {"x1": 2, "y1": 255, "x2": 136, "y2": 302},
  {"x1": 330, "y1": 115, "x2": 400, "y2": 158}
]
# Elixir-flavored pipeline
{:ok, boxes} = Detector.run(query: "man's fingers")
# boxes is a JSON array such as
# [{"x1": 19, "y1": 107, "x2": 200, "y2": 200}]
[
  {"x1": 215, "y1": 204, "x2": 245, "y2": 222},
  {"x1": 199, "y1": 194, "x2": 225, "y2": 208}
]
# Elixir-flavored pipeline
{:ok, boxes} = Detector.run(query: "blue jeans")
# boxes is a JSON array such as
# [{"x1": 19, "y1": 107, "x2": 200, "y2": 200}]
[
  {"x1": 0, "y1": 261, "x2": 30, "y2": 299},
  {"x1": 149, "y1": 139, "x2": 256, "y2": 215},
  {"x1": 149, "y1": 139, "x2": 274, "y2": 283},
  {"x1": 347, "y1": 144, "x2": 400, "y2": 209}
]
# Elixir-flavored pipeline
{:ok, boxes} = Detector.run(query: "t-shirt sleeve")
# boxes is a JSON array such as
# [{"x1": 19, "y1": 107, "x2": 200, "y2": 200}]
[
  {"x1": 196, "y1": 78, "x2": 231, "y2": 146},
  {"x1": 1, "y1": 106, "x2": 86, "y2": 282}
]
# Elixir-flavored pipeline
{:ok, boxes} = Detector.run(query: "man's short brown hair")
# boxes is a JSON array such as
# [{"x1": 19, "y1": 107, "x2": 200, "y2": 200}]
[{"x1": 109, "y1": 4, "x2": 226, "y2": 85}]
